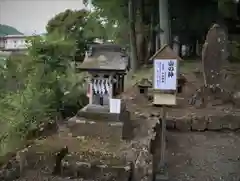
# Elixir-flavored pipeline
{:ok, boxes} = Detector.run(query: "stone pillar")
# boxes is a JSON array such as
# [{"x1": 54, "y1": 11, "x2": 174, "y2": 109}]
[
  {"x1": 116, "y1": 75, "x2": 120, "y2": 94},
  {"x1": 121, "y1": 75, "x2": 125, "y2": 92}
]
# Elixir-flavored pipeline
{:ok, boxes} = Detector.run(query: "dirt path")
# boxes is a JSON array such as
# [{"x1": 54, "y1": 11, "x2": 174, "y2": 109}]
[{"x1": 167, "y1": 131, "x2": 240, "y2": 181}]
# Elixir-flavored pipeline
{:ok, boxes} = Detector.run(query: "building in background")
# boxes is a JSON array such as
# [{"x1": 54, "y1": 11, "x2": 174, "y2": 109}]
[
  {"x1": 1, "y1": 35, "x2": 28, "y2": 51},
  {"x1": 0, "y1": 24, "x2": 30, "y2": 52}
]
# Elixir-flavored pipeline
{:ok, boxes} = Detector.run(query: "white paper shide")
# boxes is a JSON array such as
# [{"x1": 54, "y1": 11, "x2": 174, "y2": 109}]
[{"x1": 110, "y1": 98, "x2": 121, "y2": 114}]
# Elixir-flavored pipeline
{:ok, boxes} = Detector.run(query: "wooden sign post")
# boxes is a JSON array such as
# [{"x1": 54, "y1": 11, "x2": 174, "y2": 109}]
[{"x1": 150, "y1": 45, "x2": 181, "y2": 181}]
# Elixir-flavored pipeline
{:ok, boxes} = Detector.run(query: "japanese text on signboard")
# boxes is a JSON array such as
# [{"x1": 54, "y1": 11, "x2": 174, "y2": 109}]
[{"x1": 154, "y1": 59, "x2": 177, "y2": 90}]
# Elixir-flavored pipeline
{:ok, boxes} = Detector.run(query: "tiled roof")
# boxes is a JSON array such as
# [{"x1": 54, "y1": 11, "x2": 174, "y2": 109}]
[{"x1": 77, "y1": 44, "x2": 129, "y2": 72}]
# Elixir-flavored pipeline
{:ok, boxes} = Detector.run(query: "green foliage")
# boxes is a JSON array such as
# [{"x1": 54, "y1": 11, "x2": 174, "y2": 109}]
[
  {"x1": 83, "y1": 0, "x2": 128, "y2": 23},
  {"x1": 83, "y1": 0, "x2": 129, "y2": 45},
  {"x1": 218, "y1": 0, "x2": 238, "y2": 19},
  {"x1": 46, "y1": 9, "x2": 113, "y2": 61},
  {"x1": 170, "y1": 0, "x2": 219, "y2": 43},
  {"x1": 0, "y1": 35, "x2": 87, "y2": 156},
  {"x1": 46, "y1": 9, "x2": 89, "y2": 36}
]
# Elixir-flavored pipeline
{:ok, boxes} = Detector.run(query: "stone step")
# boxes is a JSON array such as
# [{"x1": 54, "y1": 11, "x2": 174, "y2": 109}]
[
  {"x1": 67, "y1": 117, "x2": 123, "y2": 138},
  {"x1": 77, "y1": 103, "x2": 127, "y2": 122},
  {"x1": 61, "y1": 156, "x2": 132, "y2": 181},
  {"x1": 67, "y1": 115, "x2": 134, "y2": 140}
]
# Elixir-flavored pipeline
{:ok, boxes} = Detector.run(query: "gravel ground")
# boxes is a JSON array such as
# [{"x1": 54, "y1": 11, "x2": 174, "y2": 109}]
[{"x1": 167, "y1": 131, "x2": 240, "y2": 181}]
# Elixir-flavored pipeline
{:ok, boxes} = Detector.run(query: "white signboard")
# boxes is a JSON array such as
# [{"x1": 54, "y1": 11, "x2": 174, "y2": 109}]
[
  {"x1": 110, "y1": 98, "x2": 121, "y2": 114},
  {"x1": 154, "y1": 59, "x2": 177, "y2": 90}
]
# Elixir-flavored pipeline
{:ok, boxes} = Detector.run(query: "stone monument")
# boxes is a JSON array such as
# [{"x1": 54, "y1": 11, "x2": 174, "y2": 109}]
[
  {"x1": 189, "y1": 24, "x2": 231, "y2": 107},
  {"x1": 202, "y1": 23, "x2": 228, "y2": 87}
]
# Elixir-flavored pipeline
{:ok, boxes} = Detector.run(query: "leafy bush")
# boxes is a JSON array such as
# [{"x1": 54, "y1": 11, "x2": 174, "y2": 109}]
[{"x1": 0, "y1": 34, "x2": 88, "y2": 156}]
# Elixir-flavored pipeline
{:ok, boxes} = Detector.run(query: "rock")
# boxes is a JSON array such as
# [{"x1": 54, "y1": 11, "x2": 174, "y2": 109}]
[
  {"x1": 223, "y1": 115, "x2": 240, "y2": 130},
  {"x1": 207, "y1": 116, "x2": 223, "y2": 130},
  {"x1": 122, "y1": 111, "x2": 134, "y2": 140},
  {"x1": 232, "y1": 92, "x2": 240, "y2": 108},
  {"x1": 166, "y1": 119, "x2": 175, "y2": 129},
  {"x1": 175, "y1": 118, "x2": 192, "y2": 131},
  {"x1": 202, "y1": 24, "x2": 228, "y2": 87},
  {"x1": 195, "y1": 98, "x2": 205, "y2": 108},
  {"x1": 188, "y1": 88, "x2": 206, "y2": 108},
  {"x1": 210, "y1": 99, "x2": 224, "y2": 106},
  {"x1": 191, "y1": 117, "x2": 208, "y2": 131},
  {"x1": 193, "y1": 68, "x2": 202, "y2": 79},
  {"x1": 0, "y1": 160, "x2": 21, "y2": 181},
  {"x1": 207, "y1": 115, "x2": 240, "y2": 130},
  {"x1": 133, "y1": 150, "x2": 152, "y2": 181}
]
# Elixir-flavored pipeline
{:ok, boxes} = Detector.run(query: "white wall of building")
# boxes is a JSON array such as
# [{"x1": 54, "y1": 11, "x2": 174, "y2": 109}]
[{"x1": 4, "y1": 36, "x2": 27, "y2": 50}]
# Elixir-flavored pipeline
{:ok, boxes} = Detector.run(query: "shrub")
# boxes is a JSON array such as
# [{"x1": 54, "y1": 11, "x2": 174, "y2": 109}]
[{"x1": 0, "y1": 34, "x2": 88, "y2": 156}]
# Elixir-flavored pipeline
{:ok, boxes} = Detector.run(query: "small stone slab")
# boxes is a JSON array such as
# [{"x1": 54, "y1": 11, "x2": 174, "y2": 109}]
[
  {"x1": 0, "y1": 160, "x2": 21, "y2": 181},
  {"x1": 207, "y1": 114, "x2": 240, "y2": 131},
  {"x1": 77, "y1": 103, "x2": 128, "y2": 122},
  {"x1": 191, "y1": 116, "x2": 208, "y2": 131},
  {"x1": 166, "y1": 119, "x2": 176, "y2": 130},
  {"x1": 61, "y1": 158, "x2": 131, "y2": 181},
  {"x1": 175, "y1": 117, "x2": 192, "y2": 131},
  {"x1": 68, "y1": 117, "x2": 123, "y2": 138}
]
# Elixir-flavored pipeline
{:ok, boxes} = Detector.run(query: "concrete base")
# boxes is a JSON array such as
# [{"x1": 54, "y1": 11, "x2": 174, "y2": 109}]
[
  {"x1": 68, "y1": 110, "x2": 134, "y2": 140},
  {"x1": 77, "y1": 103, "x2": 127, "y2": 122},
  {"x1": 68, "y1": 117, "x2": 123, "y2": 139}
]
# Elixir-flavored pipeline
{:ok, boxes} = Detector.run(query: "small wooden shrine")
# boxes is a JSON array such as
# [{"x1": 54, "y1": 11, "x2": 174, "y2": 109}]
[
  {"x1": 76, "y1": 43, "x2": 129, "y2": 121},
  {"x1": 149, "y1": 45, "x2": 185, "y2": 105}
]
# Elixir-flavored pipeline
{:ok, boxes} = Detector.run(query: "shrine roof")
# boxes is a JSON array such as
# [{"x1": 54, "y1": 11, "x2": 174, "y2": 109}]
[
  {"x1": 77, "y1": 44, "x2": 129, "y2": 72},
  {"x1": 149, "y1": 44, "x2": 183, "y2": 62}
]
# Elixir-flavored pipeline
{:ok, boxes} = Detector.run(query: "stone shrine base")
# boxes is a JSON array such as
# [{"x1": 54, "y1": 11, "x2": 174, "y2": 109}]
[{"x1": 77, "y1": 103, "x2": 127, "y2": 122}]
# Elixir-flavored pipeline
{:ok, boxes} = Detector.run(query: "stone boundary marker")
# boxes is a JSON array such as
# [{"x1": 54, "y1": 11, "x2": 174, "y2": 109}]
[{"x1": 166, "y1": 114, "x2": 240, "y2": 131}]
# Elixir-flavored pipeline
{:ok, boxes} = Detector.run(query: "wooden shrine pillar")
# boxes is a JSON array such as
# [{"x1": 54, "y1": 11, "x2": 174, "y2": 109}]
[
  {"x1": 109, "y1": 75, "x2": 113, "y2": 99},
  {"x1": 116, "y1": 75, "x2": 120, "y2": 94},
  {"x1": 120, "y1": 75, "x2": 124, "y2": 92}
]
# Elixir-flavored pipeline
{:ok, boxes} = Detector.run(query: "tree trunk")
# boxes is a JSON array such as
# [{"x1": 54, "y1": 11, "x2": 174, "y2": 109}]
[
  {"x1": 159, "y1": 0, "x2": 170, "y2": 47},
  {"x1": 196, "y1": 39, "x2": 200, "y2": 57},
  {"x1": 140, "y1": 0, "x2": 147, "y2": 64},
  {"x1": 147, "y1": 12, "x2": 155, "y2": 61},
  {"x1": 179, "y1": 43, "x2": 182, "y2": 57},
  {"x1": 156, "y1": 34, "x2": 160, "y2": 51},
  {"x1": 129, "y1": 0, "x2": 138, "y2": 72}
]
